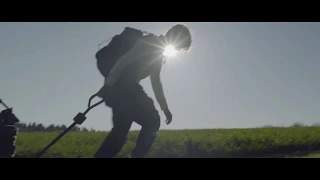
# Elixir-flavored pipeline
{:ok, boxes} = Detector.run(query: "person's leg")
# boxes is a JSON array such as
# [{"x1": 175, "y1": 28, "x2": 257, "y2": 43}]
[
  {"x1": 131, "y1": 119, "x2": 160, "y2": 158},
  {"x1": 94, "y1": 104, "x2": 133, "y2": 158},
  {"x1": 93, "y1": 80, "x2": 141, "y2": 158},
  {"x1": 128, "y1": 84, "x2": 161, "y2": 158}
]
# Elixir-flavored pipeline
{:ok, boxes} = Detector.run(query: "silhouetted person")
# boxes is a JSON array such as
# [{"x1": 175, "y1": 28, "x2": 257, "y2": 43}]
[
  {"x1": 0, "y1": 108, "x2": 19, "y2": 158},
  {"x1": 93, "y1": 24, "x2": 192, "y2": 158}
]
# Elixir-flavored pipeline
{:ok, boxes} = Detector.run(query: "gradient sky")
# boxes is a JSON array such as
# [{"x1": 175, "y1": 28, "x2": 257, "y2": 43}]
[{"x1": 1, "y1": 22, "x2": 319, "y2": 131}]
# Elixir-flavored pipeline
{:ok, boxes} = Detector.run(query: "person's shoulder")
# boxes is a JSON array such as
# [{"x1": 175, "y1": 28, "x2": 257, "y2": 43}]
[
  {"x1": 143, "y1": 34, "x2": 159, "y2": 40},
  {"x1": 136, "y1": 35, "x2": 163, "y2": 54},
  {"x1": 137, "y1": 34, "x2": 161, "y2": 46}
]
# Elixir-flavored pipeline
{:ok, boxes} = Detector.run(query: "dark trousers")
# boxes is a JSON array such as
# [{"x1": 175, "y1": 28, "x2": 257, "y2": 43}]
[{"x1": 94, "y1": 83, "x2": 160, "y2": 158}]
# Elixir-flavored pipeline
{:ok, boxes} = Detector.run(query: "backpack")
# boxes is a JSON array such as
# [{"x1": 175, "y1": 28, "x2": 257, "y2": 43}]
[{"x1": 95, "y1": 27, "x2": 150, "y2": 78}]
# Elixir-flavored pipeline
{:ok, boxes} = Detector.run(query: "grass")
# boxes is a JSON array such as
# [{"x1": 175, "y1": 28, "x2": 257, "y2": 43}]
[
  {"x1": 286, "y1": 152, "x2": 320, "y2": 158},
  {"x1": 15, "y1": 127, "x2": 320, "y2": 158},
  {"x1": 299, "y1": 153, "x2": 320, "y2": 158}
]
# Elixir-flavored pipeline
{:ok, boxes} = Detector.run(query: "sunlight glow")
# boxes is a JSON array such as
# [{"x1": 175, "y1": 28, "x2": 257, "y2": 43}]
[{"x1": 163, "y1": 45, "x2": 177, "y2": 58}]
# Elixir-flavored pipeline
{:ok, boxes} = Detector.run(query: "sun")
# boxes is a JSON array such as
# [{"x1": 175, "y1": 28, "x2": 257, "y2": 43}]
[{"x1": 163, "y1": 45, "x2": 177, "y2": 58}]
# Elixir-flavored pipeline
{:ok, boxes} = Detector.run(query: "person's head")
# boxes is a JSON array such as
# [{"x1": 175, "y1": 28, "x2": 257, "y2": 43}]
[{"x1": 163, "y1": 24, "x2": 193, "y2": 52}]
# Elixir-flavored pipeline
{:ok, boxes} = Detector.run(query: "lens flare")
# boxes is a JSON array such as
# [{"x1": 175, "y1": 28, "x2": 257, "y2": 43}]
[{"x1": 163, "y1": 45, "x2": 177, "y2": 58}]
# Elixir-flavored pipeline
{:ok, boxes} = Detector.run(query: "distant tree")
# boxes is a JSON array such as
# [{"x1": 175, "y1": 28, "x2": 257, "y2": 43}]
[
  {"x1": 312, "y1": 123, "x2": 320, "y2": 127},
  {"x1": 291, "y1": 122, "x2": 306, "y2": 127},
  {"x1": 262, "y1": 125, "x2": 274, "y2": 128},
  {"x1": 36, "y1": 123, "x2": 45, "y2": 131},
  {"x1": 61, "y1": 125, "x2": 67, "y2": 131}
]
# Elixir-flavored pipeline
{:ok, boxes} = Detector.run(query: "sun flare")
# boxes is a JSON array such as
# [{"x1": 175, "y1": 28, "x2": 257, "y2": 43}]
[{"x1": 163, "y1": 45, "x2": 177, "y2": 58}]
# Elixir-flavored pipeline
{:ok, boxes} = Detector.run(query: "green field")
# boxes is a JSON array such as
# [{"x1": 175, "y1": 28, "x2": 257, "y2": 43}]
[
  {"x1": 15, "y1": 127, "x2": 320, "y2": 158},
  {"x1": 299, "y1": 153, "x2": 320, "y2": 158}
]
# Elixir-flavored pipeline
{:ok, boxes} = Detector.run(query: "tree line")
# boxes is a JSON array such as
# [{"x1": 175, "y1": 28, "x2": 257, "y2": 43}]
[
  {"x1": 15, "y1": 122, "x2": 97, "y2": 132},
  {"x1": 7, "y1": 121, "x2": 320, "y2": 132}
]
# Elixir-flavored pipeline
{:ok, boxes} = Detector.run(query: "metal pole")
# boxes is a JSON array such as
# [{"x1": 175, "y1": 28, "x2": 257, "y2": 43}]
[
  {"x1": 34, "y1": 99, "x2": 104, "y2": 158},
  {"x1": 0, "y1": 99, "x2": 10, "y2": 109},
  {"x1": 34, "y1": 122, "x2": 77, "y2": 158}
]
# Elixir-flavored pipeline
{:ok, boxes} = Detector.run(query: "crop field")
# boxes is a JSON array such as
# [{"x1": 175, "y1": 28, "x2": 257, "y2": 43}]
[{"x1": 15, "y1": 127, "x2": 320, "y2": 158}]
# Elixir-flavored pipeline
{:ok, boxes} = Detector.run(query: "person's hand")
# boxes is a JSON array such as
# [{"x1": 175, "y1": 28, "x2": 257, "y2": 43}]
[
  {"x1": 96, "y1": 84, "x2": 112, "y2": 98},
  {"x1": 88, "y1": 84, "x2": 112, "y2": 107},
  {"x1": 163, "y1": 107, "x2": 172, "y2": 125}
]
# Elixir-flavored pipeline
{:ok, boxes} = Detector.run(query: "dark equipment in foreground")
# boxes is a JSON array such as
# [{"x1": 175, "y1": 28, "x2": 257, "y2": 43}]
[
  {"x1": 0, "y1": 99, "x2": 20, "y2": 125},
  {"x1": 0, "y1": 99, "x2": 20, "y2": 158},
  {"x1": 34, "y1": 95, "x2": 104, "y2": 158}
]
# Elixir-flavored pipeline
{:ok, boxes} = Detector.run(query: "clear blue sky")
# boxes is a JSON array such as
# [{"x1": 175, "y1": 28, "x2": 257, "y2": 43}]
[{"x1": 1, "y1": 22, "x2": 319, "y2": 131}]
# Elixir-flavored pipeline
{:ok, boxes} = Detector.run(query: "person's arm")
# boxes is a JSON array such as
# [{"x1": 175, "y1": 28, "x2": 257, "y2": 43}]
[
  {"x1": 150, "y1": 72, "x2": 168, "y2": 111},
  {"x1": 150, "y1": 66, "x2": 173, "y2": 125}
]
